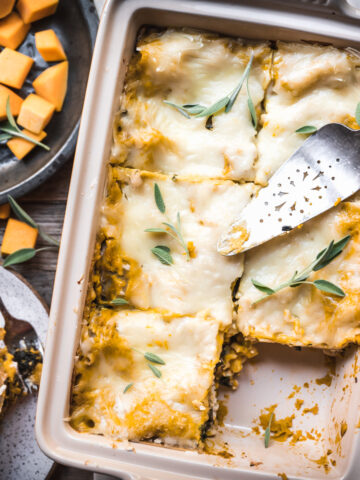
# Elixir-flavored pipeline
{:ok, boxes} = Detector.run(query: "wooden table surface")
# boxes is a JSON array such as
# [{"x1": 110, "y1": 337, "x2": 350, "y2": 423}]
[{"x1": 0, "y1": 160, "x2": 100, "y2": 480}]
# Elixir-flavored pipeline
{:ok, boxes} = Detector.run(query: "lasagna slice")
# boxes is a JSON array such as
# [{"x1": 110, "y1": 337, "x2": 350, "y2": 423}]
[
  {"x1": 95, "y1": 167, "x2": 257, "y2": 327},
  {"x1": 256, "y1": 42, "x2": 360, "y2": 185},
  {"x1": 0, "y1": 327, "x2": 18, "y2": 415},
  {"x1": 71, "y1": 168, "x2": 258, "y2": 445},
  {"x1": 71, "y1": 309, "x2": 223, "y2": 447},
  {"x1": 112, "y1": 30, "x2": 271, "y2": 181},
  {"x1": 235, "y1": 196, "x2": 360, "y2": 349}
]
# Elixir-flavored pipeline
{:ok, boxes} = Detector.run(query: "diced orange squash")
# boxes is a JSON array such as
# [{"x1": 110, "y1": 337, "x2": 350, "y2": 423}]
[
  {"x1": 0, "y1": 85, "x2": 23, "y2": 120},
  {"x1": 0, "y1": 0, "x2": 15, "y2": 19},
  {"x1": 7, "y1": 129, "x2": 46, "y2": 160},
  {"x1": 0, "y1": 11, "x2": 29, "y2": 49},
  {"x1": 17, "y1": 94, "x2": 55, "y2": 134},
  {"x1": 1, "y1": 218, "x2": 38, "y2": 255},
  {"x1": 0, "y1": 48, "x2": 33, "y2": 89},
  {"x1": 16, "y1": 0, "x2": 58, "y2": 24},
  {"x1": 0, "y1": 204, "x2": 10, "y2": 219},
  {"x1": 35, "y1": 29, "x2": 66, "y2": 62},
  {"x1": 33, "y1": 61, "x2": 68, "y2": 112}
]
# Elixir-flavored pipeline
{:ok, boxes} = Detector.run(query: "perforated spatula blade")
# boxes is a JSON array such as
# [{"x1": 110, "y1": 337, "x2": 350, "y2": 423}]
[{"x1": 218, "y1": 123, "x2": 360, "y2": 256}]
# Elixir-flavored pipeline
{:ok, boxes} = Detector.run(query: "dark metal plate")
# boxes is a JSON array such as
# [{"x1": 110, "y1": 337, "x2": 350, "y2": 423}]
[{"x1": 0, "y1": 0, "x2": 98, "y2": 204}]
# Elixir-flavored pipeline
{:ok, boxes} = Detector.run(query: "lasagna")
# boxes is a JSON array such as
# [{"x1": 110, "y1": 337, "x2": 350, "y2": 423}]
[{"x1": 71, "y1": 29, "x2": 360, "y2": 447}]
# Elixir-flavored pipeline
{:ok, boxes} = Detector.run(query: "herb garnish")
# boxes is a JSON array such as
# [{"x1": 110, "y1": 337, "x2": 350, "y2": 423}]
[
  {"x1": 110, "y1": 297, "x2": 129, "y2": 306},
  {"x1": 2, "y1": 246, "x2": 54, "y2": 267},
  {"x1": 264, "y1": 412, "x2": 274, "y2": 448},
  {"x1": 0, "y1": 97, "x2": 50, "y2": 151},
  {"x1": 132, "y1": 348, "x2": 166, "y2": 378},
  {"x1": 164, "y1": 53, "x2": 255, "y2": 124},
  {"x1": 252, "y1": 235, "x2": 350, "y2": 304},
  {"x1": 144, "y1": 352, "x2": 165, "y2": 365},
  {"x1": 295, "y1": 125, "x2": 317, "y2": 134},
  {"x1": 146, "y1": 183, "x2": 189, "y2": 263},
  {"x1": 147, "y1": 363, "x2": 162, "y2": 378},
  {"x1": 123, "y1": 383, "x2": 134, "y2": 394},
  {"x1": 100, "y1": 297, "x2": 129, "y2": 308},
  {"x1": 151, "y1": 245, "x2": 173, "y2": 265}
]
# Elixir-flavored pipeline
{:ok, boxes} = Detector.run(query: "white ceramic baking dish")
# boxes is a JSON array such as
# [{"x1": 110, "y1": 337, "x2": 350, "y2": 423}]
[{"x1": 36, "y1": 0, "x2": 360, "y2": 478}]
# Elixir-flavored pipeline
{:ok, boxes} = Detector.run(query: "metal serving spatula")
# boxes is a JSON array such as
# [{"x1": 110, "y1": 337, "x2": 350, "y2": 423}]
[{"x1": 218, "y1": 123, "x2": 360, "y2": 255}]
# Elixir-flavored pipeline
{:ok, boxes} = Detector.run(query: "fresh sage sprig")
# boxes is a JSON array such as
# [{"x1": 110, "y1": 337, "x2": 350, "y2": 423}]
[
  {"x1": 145, "y1": 183, "x2": 189, "y2": 263},
  {"x1": 252, "y1": 235, "x2": 350, "y2": 304},
  {"x1": 100, "y1": 297, "x2": 129, "y2": 308},
  {"x1": 264, "y1": 412, "x2": 274, "y2": 448},
  {"x1": 164, "y1": 53, "x2": 255, "y2": 123},
  {"x1": 295, "y1": 125, "x2": 317, "y2": 134},
  {"x1": 0, "y1": 97, "x2": 50, "y2": 151},
  {"x1": 2, "y1": 246, "x2": 55, "y2": 268},
  {"x1": 123, "y1": 383, "x2": 134, "y2": 394},
  {"x1": 8, "y1": 195, "x2": 60, "y2": 247},
  {"x1": 132, "y1": 347, "x2": 165, "y2": 378}
]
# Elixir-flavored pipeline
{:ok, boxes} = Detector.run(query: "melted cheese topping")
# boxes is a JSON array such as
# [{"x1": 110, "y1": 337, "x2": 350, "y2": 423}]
[
  {"x1": 71, "y1": 309, "x2": 222, "y2": 446},
  {"x1": 256, "y1": 42, "x2": 360, "y2": 185},
  {"x1": 236, "y1": 196, "x2": 360, "y2": 349},
  {"x1": 101, "y1": 168, "x2": 257, "y2": 328},
  {"x1": 112, "y1": 30, "x2": 271, "y2": 181},
  {"x1": 72, "y1": 30, "x2": 360, "y2": 447}
]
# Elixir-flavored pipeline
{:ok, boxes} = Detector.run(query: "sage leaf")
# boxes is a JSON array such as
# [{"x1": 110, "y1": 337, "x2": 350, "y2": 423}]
[
  {"x1": 0, "y1": 133, "x2": 11, "y2": 142},
  {"x1": 356, "y1": 102, "x2": 360, "y2": 127},
  {"x1": 163, "y1": 101, "x2": 191, "y2": 118},
  {"x1": 144, "y1": 352, "x2": 165, "y2": 365},
  {"x1": 147, "y1": 362, "x2": 162, "y2": 378},
  {"x1": 6, "y1": 97, "x2": 18, "y2": 130},
  {"x1": 252, "y1": 236, "x2": 349, "y2": 304},
  {"x1": 144, "y1": 227, "x2": 168, "y2": 234},
  {"x1": 295, "y1": 125, "x2": 317, "y2": 134},
  {"x1": 154, "y1": 183, "x2": 165, "y2": 214},
  {"x1": 248, "y1": 96, "x2": 257, "y2": 128},
  {"x1": 251, "y1": 279, "x2": 275, "y2": 295},
  {"x1": 151, "y1": 245, "x2": 173, "y2": 265},
  {"x1": 313, "y1": 235, "x2": 350, "y2": 271},
  {"x1": 313, "y1": 280, "x2": 345, "y2": 297},
  {"x1": 2, "y1": 248, "x2": 37, "y2": 267},
  {"x1": 110, "y1": 297, "x2": 129, "y2": 305},
  {"x1": 8, "y1": 195, "x2": 38, "y2": 229},
  {"x1": 195, "y1": 96, "x2": 229, "y2": 118},
  {"x1": 226, "y1": 53, "x2": 254, "y2": 113},
  {"x1": 183, "y1": 104, "x2": 206, "y2": 115},
  {"x1": 264, "y1": 412, "x2": 274, "y2": 448},
  {"x1": 123, "y1": 383, "x2": 134, "y2": 393}
]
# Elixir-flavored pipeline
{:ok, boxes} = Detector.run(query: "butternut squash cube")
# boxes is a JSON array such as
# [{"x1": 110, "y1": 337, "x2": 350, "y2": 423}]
[
  {"x1": 0, "y1": 85, "x2": 23, "y2": 121},
  {"x1": 1, "y1": 218, "x2": 38, "y2": 255},
  {"x1": 0, "y1": 12, "x2": 30, "y2": 49},
  {"x1": 0, "y1": 48, "x2": 33, "y2": 89},
  {"x1": 35, "y1": 29, "x2": 66, "y2": 62},
  {"x1": 33, "y1": 61, "x2": 68, "y2": 112},
  {"x1": 7, "y1": 129, "x2": 46, "y2": 160},
  {"x1": 0, "y1": 204, "x2": 10, "y2": 219},
  {"x1": 0, "y1": 0, "x2": 15, "y2": 19},
  {"x1": 17, "y1": 94, "x2": 55, "y2": 134},
  {"x1": 16, "y1": 0, "x2": 58, "y2": 24}
]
